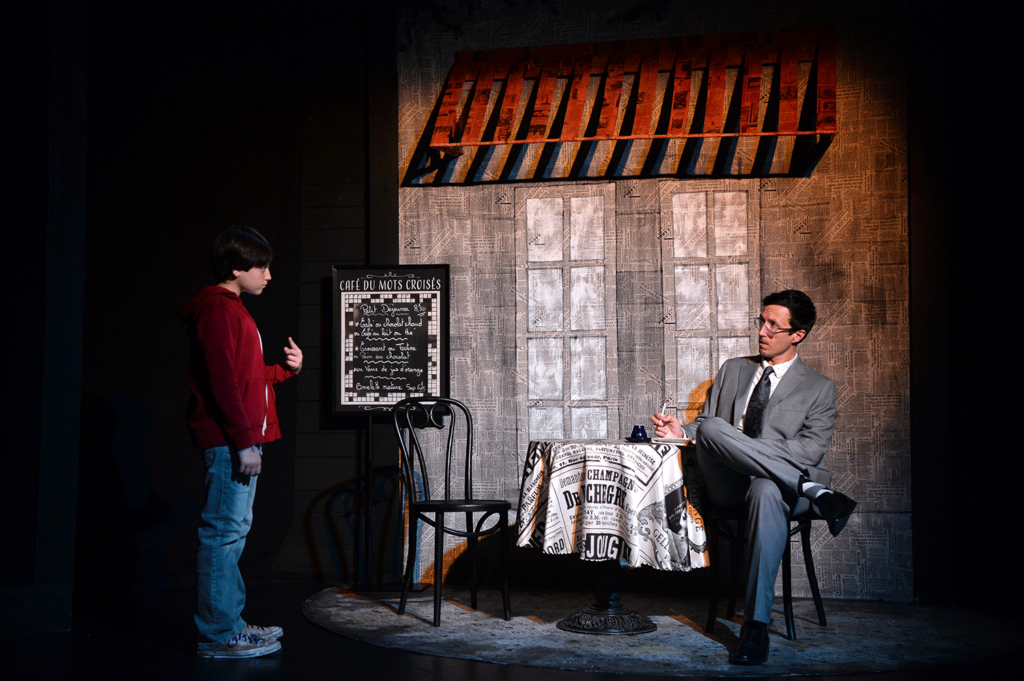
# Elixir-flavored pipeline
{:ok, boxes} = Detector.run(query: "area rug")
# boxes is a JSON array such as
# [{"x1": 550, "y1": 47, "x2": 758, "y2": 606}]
[{"x1": 303, "y1": 587, "x2": 1022, "y2": 676}]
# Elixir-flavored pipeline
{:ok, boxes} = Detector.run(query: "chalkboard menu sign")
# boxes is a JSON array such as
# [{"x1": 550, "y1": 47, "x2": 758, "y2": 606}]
[{"x1": 332, "y1": 266, "x2": 449, "y2": 412}]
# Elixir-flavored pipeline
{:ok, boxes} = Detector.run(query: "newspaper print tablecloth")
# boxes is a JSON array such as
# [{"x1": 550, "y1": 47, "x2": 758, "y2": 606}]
[{"x1": 517, "y1": 440, "x2": 707, "y2": 571}]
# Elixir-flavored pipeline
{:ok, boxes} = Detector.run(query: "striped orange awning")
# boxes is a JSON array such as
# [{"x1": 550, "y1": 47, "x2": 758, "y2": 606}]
[
  {"x1": 405, "y1": 27, "x2": 836, "y2": 185},
  {"x1": 429, "y1": 27, "x2": 835, "y2": 154}
]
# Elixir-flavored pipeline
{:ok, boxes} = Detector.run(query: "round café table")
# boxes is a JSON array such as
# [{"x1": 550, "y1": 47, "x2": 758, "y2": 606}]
[{"x1": 517, "y1": 438, "x2": 707, "y2": 634}]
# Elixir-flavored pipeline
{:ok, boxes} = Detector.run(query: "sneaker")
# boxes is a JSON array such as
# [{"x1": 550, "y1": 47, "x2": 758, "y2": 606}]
[
  {"x1": 198, "y1": 632, "x2": 282, "y2": 659},
  {"x1": 242, "y1": 623, "x2": 283, "y2": 642}
]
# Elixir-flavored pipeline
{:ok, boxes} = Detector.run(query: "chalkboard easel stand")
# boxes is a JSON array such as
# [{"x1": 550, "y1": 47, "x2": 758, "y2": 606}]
[
  {"x1": 355, "y1": 413, "x2": 373, "y2": 591},
  {"x1": 332, "y1": 265, "x2": 449, "y2": 594},
  {"x1": 353, "y1": 411, "x2": 408, "y2": 594}
]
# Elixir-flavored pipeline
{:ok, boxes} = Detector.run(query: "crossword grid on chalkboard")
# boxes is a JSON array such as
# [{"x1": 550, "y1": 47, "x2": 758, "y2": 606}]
[{"x1": 341, "y1": 291, "x2": 440, "y2": 404}]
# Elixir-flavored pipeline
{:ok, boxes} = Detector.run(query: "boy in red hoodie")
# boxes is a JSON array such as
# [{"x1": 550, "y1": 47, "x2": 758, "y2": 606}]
[{"x1": 178, "y1": 226, "x2": 302, "y2": 658}]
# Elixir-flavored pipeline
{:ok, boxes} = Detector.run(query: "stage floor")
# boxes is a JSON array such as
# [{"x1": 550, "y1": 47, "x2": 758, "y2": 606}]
[
  {"x1": 305, "y1": 585, "x2": 1024, "y2": 677},
  {"x1": 5, "y1": 581, "x2": 1023, "y2": 680}
]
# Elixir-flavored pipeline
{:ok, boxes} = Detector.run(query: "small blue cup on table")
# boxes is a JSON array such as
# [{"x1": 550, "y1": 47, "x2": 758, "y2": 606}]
[{"x1": 629, "y1": 425, "x2": 650, "y2": 442}]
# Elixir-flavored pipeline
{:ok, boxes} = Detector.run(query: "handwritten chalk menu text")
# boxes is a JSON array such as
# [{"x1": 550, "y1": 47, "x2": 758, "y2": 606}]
[{"x1": 332, "y1": 266, "x2": 449, "y2": 412}]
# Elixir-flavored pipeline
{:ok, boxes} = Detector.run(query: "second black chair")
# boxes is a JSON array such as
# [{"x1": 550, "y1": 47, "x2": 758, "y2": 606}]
[
  {"x1": 704, "y1": 506, "x2": 827, "y2": 640},
  {"x1": 392, "y1": 397, "x2": 512, "y2": 626}
]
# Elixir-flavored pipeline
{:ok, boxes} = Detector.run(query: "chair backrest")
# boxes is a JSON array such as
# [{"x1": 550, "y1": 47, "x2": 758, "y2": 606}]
[{"x1": 391, "y1": 397, "x2": 475, "y2": 503}]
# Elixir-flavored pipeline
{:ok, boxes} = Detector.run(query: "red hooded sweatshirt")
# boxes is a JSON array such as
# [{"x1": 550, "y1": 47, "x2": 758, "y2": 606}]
[{"x1": 177, "y1": 286, "x2": 296, "y2": 451}]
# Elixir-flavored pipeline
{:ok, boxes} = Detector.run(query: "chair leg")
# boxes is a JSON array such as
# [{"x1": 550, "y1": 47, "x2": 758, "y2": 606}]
[
  {"x1": 726, "y1": 518, "x2": 744, "y2": 620},
  {"x1": 801, "y1": 521, "x2": 827, "y2": 626},
  {"x1": 399, "y1": 513, "x2": 419, "y2": 616},
  {"x1": 500, "y1": 514, "x2": 511, "y2": 620},
  {"x1": 467, "y1": 511, "x2": 478, "y2": 611},
  {"x1": 431, "y1": 513, "x2": 446, "y2": 626},
  {"x1": 783, "y1": 526, "x2": 796, "y2": 640},
  {"x1": 705, "y1": 518, "x2": 720, "y2": 633}
]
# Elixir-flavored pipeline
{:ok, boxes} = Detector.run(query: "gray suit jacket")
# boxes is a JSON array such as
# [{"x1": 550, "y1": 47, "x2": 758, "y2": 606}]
[{"x1": 681, "y1": 355, "x2": 837, "y2": 486}]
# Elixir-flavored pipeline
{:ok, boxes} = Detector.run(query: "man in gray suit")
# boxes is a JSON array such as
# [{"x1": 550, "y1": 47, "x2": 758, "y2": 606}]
[{"x1": 651, "y1": 289, "x2": 856, "y2": 665}]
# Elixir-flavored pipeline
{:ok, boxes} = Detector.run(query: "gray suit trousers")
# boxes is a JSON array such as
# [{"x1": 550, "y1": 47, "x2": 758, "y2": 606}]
[{"x1": 696, "y1": 416, "x2": 811, "y2": 625}]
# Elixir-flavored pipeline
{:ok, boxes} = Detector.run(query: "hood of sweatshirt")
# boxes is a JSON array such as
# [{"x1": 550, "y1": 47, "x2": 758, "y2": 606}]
[{"x1": 176, "y1": 286, "x2": 241, "y2": 327}]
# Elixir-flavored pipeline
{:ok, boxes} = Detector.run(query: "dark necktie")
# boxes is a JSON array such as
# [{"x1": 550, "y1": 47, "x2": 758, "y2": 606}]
[{"x1": 743, "y1": 366, "x2": 774, "y2": 438}]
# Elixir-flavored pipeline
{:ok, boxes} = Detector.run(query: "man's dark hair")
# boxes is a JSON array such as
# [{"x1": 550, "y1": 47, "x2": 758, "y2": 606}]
[
  {"x1": 210, "y1": 226, "x2": 273, "y2": 282},
  {"x1": 762, "y1": 289, "x2": 816, "y2": 341}
]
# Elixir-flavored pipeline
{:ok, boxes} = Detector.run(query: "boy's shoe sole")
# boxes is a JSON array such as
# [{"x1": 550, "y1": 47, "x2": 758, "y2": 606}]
[{"x1": 198, "y1": 639, "x2": 282, "y2": 659}]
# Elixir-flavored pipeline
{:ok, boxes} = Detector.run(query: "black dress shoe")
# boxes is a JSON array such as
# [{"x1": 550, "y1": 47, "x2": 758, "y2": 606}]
[
  {"x1": 730, "y1": 622, "x2": 769, "y2": 665},
  {"x1": 815, "y1": 490, "x2": 858, "y2": 537}
]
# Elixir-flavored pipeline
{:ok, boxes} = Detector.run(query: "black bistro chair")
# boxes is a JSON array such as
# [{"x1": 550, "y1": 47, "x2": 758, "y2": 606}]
[
  {"x1": 391, "y1": 397, "x2": 512, "y2": 626},
  {"x1": 704, "y1": 506, "x2": 827, "y2": 640}
]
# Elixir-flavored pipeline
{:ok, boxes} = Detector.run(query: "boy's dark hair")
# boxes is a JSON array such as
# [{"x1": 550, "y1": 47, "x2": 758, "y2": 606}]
[
  {"x1": 761, "y1": 289, "x2": 816, "y2": 341},
  {"x1": 210, "y1": 226, "x2": 273, "y2": 282}
]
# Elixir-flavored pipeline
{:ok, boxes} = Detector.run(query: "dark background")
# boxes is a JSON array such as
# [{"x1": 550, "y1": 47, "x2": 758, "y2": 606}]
[{"x1": 2, "y1": 0, "x2": 1021, "y2": 632}]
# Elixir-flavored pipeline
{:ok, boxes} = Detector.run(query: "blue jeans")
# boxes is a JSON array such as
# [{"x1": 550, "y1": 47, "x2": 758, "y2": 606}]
[{"x1": 195, "y1": 445, "x2": 260, "y2": 649}]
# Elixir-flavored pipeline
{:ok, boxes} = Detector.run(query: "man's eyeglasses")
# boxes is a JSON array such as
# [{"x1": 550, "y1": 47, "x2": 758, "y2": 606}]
[{"x1": 753, "y1": 317, "x2": 794, "y2": 337}]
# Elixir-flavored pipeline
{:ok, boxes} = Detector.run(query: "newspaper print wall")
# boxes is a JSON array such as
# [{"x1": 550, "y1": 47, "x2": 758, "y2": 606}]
[{"x1": 396, "y1": 0, "x2": 910, "y2": 603}]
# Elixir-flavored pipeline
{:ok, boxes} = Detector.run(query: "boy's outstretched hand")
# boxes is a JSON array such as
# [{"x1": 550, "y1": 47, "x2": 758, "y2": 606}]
[{"x1": 284, "y1": 336, "x2": 303, "y2": 373}]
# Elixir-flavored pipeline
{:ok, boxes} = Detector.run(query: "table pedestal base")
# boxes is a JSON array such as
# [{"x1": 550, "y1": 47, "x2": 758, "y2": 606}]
[
  {"x1": 556, "y1": 561, "x2": 657, "y2": 635},
  {"x1": 556, "y1": 603, "x2": 657, "y2": 635}
]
